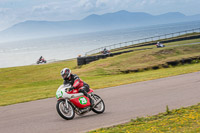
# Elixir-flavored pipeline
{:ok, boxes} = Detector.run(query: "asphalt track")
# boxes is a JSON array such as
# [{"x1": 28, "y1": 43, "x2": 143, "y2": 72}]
[{"x1": 0, "y1": 71, "x2": 200, "y2": 133}]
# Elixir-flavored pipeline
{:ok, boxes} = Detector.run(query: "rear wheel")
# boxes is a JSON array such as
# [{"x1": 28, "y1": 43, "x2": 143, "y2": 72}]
[
  {"x1": 92, "y1": 94, "x2": 105, "y2": 114},
  {"x1": 56, "y1": 100, "x2": 75, "y2": 120}
]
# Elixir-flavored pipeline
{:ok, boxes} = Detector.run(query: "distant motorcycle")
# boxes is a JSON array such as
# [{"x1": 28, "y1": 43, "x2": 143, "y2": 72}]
[
  {"x1": 156, "y1": 44, "x2": 165, "y2": 48},
  {"x1": 101, "y1": 48, "x2": 111, "y2": 55},
  {"x1": 36, "y1": 58, "x2": 47, "y2": 64},
  {"x1": 156, "y1": 42, "x2": 165, "y2": 48},
  {"x1": 56, "y1": 84, "x2": 105, "y2": 120}
]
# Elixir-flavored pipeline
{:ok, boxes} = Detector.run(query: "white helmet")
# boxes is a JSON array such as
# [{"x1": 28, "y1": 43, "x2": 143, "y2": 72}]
[{"x1": 60, "y1": 68, "x2": 71, "y2": 79}]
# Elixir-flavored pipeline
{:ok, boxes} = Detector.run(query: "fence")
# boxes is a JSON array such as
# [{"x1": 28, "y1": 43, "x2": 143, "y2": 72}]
[{"x1": 85, "y1": 28, "x2": 200, "y2": 56}]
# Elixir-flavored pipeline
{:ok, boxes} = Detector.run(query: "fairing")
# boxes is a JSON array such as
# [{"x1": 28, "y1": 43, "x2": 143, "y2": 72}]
[{"x1": 70, "y1": 96, "x2": 91, "y2": 108}]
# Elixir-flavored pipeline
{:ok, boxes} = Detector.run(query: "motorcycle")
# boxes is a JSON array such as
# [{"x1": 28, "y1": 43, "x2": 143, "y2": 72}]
[
  {"x1": 36, "y1": 59, "x2": 47, "y2": 64},
  {"x1": 101, "y1": 49, "x2": 111, "y2": 55},
  {"x1": 156, "y1": 43, "x2": 165, "y2": 48},
  {"x1": 56, "y1": 84, "x2": 105, "y2": 120}
]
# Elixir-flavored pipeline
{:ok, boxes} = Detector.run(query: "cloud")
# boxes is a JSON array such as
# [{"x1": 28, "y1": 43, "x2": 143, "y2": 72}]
[
  {"x1": 32, "y1": 4, "x2": 52, "y2": 13},
  {"x1": 0, "y1": 8, "x2": 18, "y2": 30},
  {"x1": 0, "y1": 8, "x2": 10, "y2": 14},
  {"x1": 78, "y1": 0, "x2": 95, "y2": 11}
]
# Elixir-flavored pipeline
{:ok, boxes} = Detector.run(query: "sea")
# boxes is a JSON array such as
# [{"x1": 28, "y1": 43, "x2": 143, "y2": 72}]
[{"x1": 0, "y1": 21, "x2": 200, "y2": 68}]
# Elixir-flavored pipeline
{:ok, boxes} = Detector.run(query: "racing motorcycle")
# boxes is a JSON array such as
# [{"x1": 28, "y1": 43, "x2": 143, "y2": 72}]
[
  {"x1": 56, "y1": 84, "x2": 105, "y2": 120},
  {"x1": 36, "y1": 58, "x2": 47, "y2": 64}
]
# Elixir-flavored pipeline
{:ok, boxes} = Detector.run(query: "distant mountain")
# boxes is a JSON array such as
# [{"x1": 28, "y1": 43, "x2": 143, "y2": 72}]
[{"x1": 0, "y1": 10, "x2": 200, "y2": 42}]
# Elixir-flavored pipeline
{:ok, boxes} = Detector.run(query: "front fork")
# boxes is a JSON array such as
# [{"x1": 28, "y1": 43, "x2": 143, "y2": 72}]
[
  {"x1": 65, "y1": 99, "x2": 69, "y2": 109},
  {"x1": 58, "y1": 98, "x2": 69, "y2": 110},
  {"x1": 90, "y1": 92, "x2": 96, "y2": 101}
]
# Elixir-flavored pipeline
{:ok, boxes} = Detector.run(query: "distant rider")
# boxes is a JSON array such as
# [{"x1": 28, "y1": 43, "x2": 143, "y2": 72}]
[
  {"x1": 60, "y1": 68, "x2": 94, "y2": 107},
  {"x1": 39, "y1": 56, "x2": 43, "y2": 61},
  {"x1": 156, "y1": 42, "x2": 161, "y2": 47},
  {"x1": 102, "y1": 48, "x2": 110, "y2": 54},
  {"x1": 156, "y1": 42, "x2": 164, "y2": 48},
  {"x1": 39, "y1": 56, "x2": 44, "y2": 61}
]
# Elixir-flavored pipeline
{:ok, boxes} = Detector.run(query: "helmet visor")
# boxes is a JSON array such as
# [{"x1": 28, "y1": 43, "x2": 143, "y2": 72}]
[{"x1": 62, "y1": 73, "x2": 68, "y2": 79}]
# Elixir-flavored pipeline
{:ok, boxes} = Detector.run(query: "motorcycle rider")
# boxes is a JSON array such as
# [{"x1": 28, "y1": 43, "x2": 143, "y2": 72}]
[
  {"x1": 156, "y1": 42, "x2": 165, "y2": 48},
  {"x1": 102, "y1": 48, "x2": 110, "y2": 55},
  {"x1": 156, "y1": 42, "x2": 161, "y2": 47},
  {"x1": 60, "y1": 68, "x2": 94, "y2": 107},
  {"x1": 39, "y1": 56, "x2": 43, "y2": 61}
]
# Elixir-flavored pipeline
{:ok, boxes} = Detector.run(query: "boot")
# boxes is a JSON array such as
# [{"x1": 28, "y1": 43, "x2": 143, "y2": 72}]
[
  {"x1": 89, "y1": 97, "x2": 94, "y2": 108},
  {"x1": 79, "y1": 89, "x2": 94, "y2": 107}
]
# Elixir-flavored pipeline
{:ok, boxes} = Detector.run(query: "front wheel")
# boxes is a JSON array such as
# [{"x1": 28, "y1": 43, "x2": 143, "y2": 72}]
[
  {"x1": 56, "y1": 100, "x2": 75, "y2": 120},
  {"x1": 92, "y1": 94, "x2": 105, "y2": 114}
]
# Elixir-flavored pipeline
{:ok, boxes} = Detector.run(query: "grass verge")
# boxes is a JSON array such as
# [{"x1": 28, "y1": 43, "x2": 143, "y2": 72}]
[{"x1": 89, "y1": 103, "x2": 200, "y2": 133}]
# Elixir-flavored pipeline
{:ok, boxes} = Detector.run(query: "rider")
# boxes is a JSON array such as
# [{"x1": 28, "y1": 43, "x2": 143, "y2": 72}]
[
  {"x1": 156, "y1": 42, "x2": 161, "y2": 47},
  {"x1": 103, "y1": 48, "x2": 109, "y2": 54},
  {"x1": 60, "y1": 68, "x2": 94, "y2": 107},
  {"x1": 39, "y1": 56, "x2": 42, "y2": 61}
]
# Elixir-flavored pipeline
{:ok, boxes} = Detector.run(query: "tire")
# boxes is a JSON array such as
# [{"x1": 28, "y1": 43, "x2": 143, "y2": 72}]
[
  {"x1": 56, "y1": 100, "x2": 75, "y2": 120},
  {"x1": 92, "y1": 94, "x2": 105, "y2": 114}
]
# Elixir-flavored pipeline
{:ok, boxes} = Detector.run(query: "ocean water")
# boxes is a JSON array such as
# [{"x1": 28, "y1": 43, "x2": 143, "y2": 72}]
[{"x1": 0, "y1": 21, "x2": 200, "y2": 68}]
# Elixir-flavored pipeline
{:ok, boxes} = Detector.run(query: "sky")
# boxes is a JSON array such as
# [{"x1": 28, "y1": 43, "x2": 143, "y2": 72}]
[{"x1": 0, "y1": 0, "x2": 200, "y2": 31}]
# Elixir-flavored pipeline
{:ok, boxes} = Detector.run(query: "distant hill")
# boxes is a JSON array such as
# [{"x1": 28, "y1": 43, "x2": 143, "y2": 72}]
[{"x1": 0, "y1": 10, "x2": 200, "y2": 42}]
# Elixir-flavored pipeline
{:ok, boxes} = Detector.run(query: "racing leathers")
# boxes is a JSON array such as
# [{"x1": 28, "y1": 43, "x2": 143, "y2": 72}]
[{"x1": 63, "y1": 74, "x2": 94, "y2": 107}]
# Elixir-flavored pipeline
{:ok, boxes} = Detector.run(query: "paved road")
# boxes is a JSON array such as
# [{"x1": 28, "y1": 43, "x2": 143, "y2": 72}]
[{"x1": 0, "y1": 71, "x2": 200, "y2": 133}]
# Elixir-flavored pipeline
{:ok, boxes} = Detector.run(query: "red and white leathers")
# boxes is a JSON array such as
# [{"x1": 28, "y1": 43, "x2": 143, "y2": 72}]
[
  {"x1": 63, "y1": 74, "x2": 94, "y2": 106},
  {"x1": 63, "y1": 74, "x2": 89, "y2": 91}
]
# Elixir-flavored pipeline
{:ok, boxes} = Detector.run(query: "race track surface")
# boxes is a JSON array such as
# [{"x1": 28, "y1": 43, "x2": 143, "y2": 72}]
[{"x1": 0, "y1": 71, "x2": 200, "y2": 133}]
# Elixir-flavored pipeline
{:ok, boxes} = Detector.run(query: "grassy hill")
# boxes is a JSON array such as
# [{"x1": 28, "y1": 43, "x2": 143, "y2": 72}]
[
  {"x1": 0, "y1": 39, "x2": 200, "y2": 106},
  {"x1": 79, "y1": 39, "x2": 200, "y2": 75}
]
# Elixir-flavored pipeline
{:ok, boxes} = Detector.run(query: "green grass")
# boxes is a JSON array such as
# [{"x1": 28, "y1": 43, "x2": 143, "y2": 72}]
[
  {"x1": 0, "y1": 60, "x2": 77, "y2": 105},
  {"x1": 89, "y1": 103, "x2": 200, "y2": 133},
  {"x1": 0, "y1": 39, "x2": 200, "y2": 106}
]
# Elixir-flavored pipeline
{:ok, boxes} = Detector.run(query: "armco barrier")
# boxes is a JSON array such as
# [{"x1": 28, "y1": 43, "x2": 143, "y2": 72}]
[
  {"x1": 85, "y1": 28, "x2": 200, "y2": 56},
  {"x1": 77, "y1": 50, "x2": 133, "y2": 66},
  {"x1": 137, "y1": 34, "x2": 200, "y2": 47}
]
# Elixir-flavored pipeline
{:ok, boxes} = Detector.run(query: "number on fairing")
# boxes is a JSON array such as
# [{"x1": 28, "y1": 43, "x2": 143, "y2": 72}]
[
  {"x1": 79, "y1": 97, "x2": 87, "y2": 105},
  {"x1": 56, "y1": 91, "x2": 63, "y2": 99}
]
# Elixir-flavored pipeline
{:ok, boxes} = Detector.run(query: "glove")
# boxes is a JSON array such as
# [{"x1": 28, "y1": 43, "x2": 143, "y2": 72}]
[{"x1": 69, "y1": 86, "x2": 75, "y2": 91}]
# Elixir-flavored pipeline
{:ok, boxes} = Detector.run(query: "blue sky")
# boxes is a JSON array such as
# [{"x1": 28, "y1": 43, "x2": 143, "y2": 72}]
[{"x1": 0, "y1": 0, "x2": 200, "y2": 31}]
